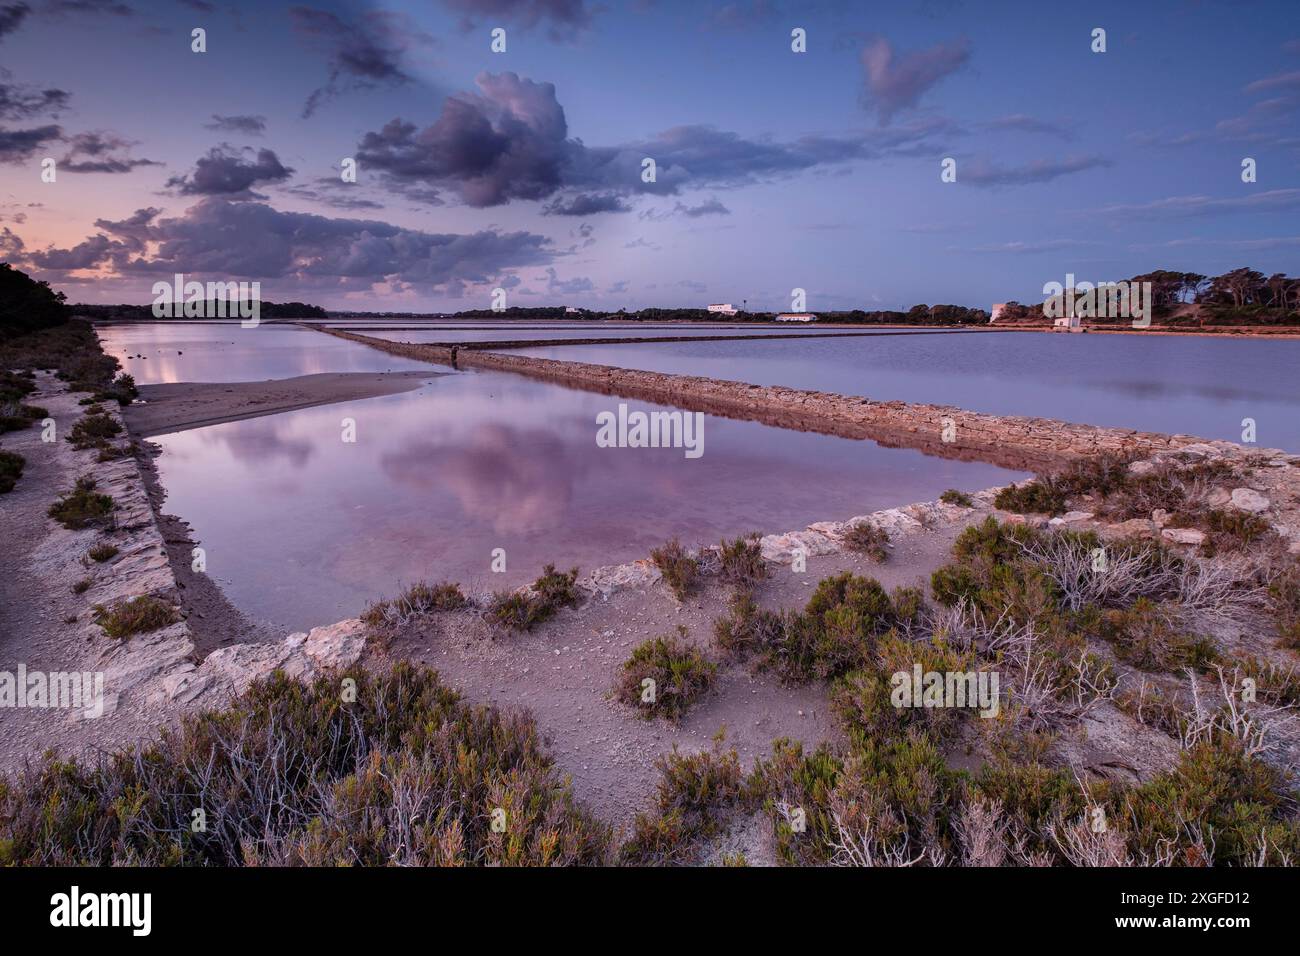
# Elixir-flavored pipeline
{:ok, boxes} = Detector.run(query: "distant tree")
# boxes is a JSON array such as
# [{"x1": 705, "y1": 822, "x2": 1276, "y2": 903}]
[{"x1": 0, "y1": 262, "x2": 69, "y2": 340}]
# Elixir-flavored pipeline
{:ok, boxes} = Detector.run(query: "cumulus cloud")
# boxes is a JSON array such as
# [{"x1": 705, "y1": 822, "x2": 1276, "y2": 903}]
[
  {"x1": 544, "y1": 266, "x2": 593, "y2": 294},
  {"x1": 19, "y1": 198, "x2": 553, "y2": 291},
  {"x1": 204, "y1": 114, "x2": 267, "y2": 136},
  {"x1": 541, "y1": 191, "x2": 630, "y2": 216},
  {"x1": 290, "y1": 6, "x2": 431, "y2": 117},
  {"x1": 166, "y1": 145, "x2": 294, "y2": 196},
  {"x1": 859, "y1": 36, "x2": 970, "y2": 124},
  {"x1": 961, "y1": 155, "x2": 1110, "y2": 187},
  {"x1": 0, "y1": 122, "x2": 59, "y2": 163},
  {"x1": 357, "y1": 72, "x2": 957, "y2": 212},
  {"x1": 674, "y1": 197, "x2": 730, "y2": 217}
]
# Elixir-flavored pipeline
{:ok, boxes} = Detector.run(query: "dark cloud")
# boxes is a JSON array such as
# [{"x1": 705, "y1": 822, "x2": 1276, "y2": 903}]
[
  {"x1": 0, "y1": 122, "x2": 60, "y2": 163},
  {"x1": 439, "y1": 0, "x2": 593, "y2": 41},
  {"x1": 0, "y1": 80, "x2": 70, "y2": 120},
  {"x1": 290, "y1": 6, "x2": 430, "y2": 117},
  {"x1": 859, "y1": 36, "x2": 970, "y2": 124},
  {"x1": 165, "y1": 145, "x2": 293, "y2": 196},
  {"x1": 358, "y1": 72, "x2": 957, "y2": 212},
  {"x1": 60, "y1": 131, "x2": 159, "y2": 173},
  {"x1": 674, "y1": 197, "x2": 730, "y2": 217},
  {"x1": 282, "y1": 178, "x2": 385, "y2": 211},
  {"x1": 204, "y1": 113, "x2": 267, "y2": 135},
  {"x1": 22, "y1": 198, "x2": 552, "y2": 289},
  {"x1": 0, "y1": 3, "x2": 30, "y2": 39},
  {"x1": 961, "y1": 155, "x2": 1110, "y2": 187},
  {"x1": 541, "y1": 192, "x2": 630, "y2": 216},
  {"x1": 545, "y1": 266, "x2": 593, "y2": 294}
]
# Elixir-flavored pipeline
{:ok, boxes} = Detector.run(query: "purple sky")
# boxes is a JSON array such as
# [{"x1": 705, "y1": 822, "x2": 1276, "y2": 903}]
[{"x1": 1, "y1": 0, "x2": 1298, "y2": 312}]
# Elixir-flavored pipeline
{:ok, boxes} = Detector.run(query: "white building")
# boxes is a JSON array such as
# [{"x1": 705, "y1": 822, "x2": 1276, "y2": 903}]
[
  {"x1": 776, "y1": 312, "x2": 817, "y2": 323},
  {"x1": 565, "y1": 306, "x2": 581, "y2": 314},
  {"x1": 707, "y1": 303, "x2": 738, "y2": 316},
  {"x1": 1053, "y1": 315, "x2": 1082, "y2": 331},
  {"x1": 989, "y1": 303, "x2": 1008, "y2": 324}
]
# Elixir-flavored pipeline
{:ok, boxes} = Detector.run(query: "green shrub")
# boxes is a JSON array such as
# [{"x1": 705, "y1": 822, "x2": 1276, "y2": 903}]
[
  {"x1": 1269, "y1": 569, "x2": 1300, "y2": 651},
  {"x1": 71, "y1": 577, "x2": 93, "y2": 595},
  {"x1": 92, "y1": 595, "x2": 179, "y2": 639},
  {"x1": 1094, "y1": 598, "x2": 1220, "y2": 673},
  {"x1": 939, "y1": 489, "x2": 974, "y2": 507},
  {"x1": 486, "y1": 564, "x2": 580, "y2": 632},
  {"x1": 1195, "y1": 508, "x2": 1273, "y2": 555},
  {"x1": 0, "y1": 450, "x2": 24, "y2": 493},
  {"x1": 361, "y1": 580, "x2": 467, "y2": 628},
  {"x1": 619, "y1": 743, "x2": 745, "y2": 865},
  {"x1": 48, "y1": 476, "x2": 115, "y2": 529},
  {"x1": 994, "y1": 480, "x2": 1067, "y2": 515},
  {"x1": 0, "y1": 400, "x2": 47, "y2": 433},
  {"x1": 67, "y1": 410, "x2": 122, "y2": 449},
  {"x1": 614, "y1": 628, "x2": 717, "y2": 722},
  {"x1": 843, "y1": 521, "x2": 889, "y2": 561},
  {"x1": 718, "y1": 533, "x2": 767, "y2": 590},
  {"x1": 650, "y1": 537, "x2": 700, "y2": 601},
  {"x1": 0, "y1": 663, "x2": 612, "y2": 866}
]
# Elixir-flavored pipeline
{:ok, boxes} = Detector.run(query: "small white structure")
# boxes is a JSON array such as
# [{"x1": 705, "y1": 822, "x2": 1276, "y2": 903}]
[
  {"x1": 707, "y1": 303, "x2": 738, "y2": 316},
  {"x1": 776, "y1": 312, "x2": 817, "y2": 323},
  {"x1": 1053, "y1": 315, "x2": 1082, "y2": 331},
  {"x1": 565, "y1": 306, "x2": 581, "y2": 314},
  {"x1": 989, "y1": 303, "x2": 1008, "y2": 324}
]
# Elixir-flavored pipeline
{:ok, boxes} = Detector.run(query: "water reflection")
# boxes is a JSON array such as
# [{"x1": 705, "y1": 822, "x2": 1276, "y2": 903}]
[{"x1": 152, "y1": 369, "x2": 1022, "y2": 631}]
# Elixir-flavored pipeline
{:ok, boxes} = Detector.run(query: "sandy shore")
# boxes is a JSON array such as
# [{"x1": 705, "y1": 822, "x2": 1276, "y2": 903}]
[{"x1": 123, "y1": 369, "x2": 442, "y2": 436}]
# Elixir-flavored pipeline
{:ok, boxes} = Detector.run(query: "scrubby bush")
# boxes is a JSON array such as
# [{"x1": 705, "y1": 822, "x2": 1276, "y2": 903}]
[
  {"x1": 614, "y1": 628, "x2": 717, "y2": 722},
  {"x1": 650, "y1": 537, "x2": 700, "y2": 601},
  {"x1": 48, "y1": 476, "x2": 114, "y2": 529},
  {"x1": 485, "y1": 564, "x2": 580, "y2": 632},
  {"x1": 1093, "y1": 598, "x2": 1219, "y2": 673},
  {"x1": 843, "y1": 521, "x2": 889, "y2": 561},
  {"x1": 66, "y1": 409, "x2": 122, "y2": 449},
  {"x1": 361, "y1": 580, "x2": 468, "y2": 628},
  {"x1": 940, "y1": 489, "x2": 974, "y2": 507},
  {"x1": 994, "y1": 480, "x2": 1067, "y2": 515},
  {"x1": 0, "y1": 663, "x2": 612, "y2": 866},
  {"x1": 1270, "y1": 569, "x2": 1300, "y2": 651},
  {"x1": 0, "y1": 450, "x2": 24, "y2": 493},
  {"x1": 92, "y1": 595, "x2": 179, "y2": 639},
  {"x1": 86, "y1": 543, "x2": 119, "y2": 563},
  {"x1": 718, "y1": 533, "x2": 767, "y2": 591},
  {"x1": 0, "y1": 399, "x2": 48, "y2": 433}
]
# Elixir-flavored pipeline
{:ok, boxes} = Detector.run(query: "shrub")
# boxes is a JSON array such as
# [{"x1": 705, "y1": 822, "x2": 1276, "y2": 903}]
[
  {"x1": 67, "y1": 410, "x2": 122, "y2": 449},
  {"x1": 650, "y1": 537, "x2": 700, "y2": 601},
  {"x1": 87, "y1": 543, "x2": 119, "y2": 563},
  {"x1": 71, "y1": 577, "x2": 93, "y2": 595},
  {"x1": 1094, "y1": 598, "x2": 1220, "y2": 673},
  {"x1": 843, "y1": 521, "x2": 889, "y2": 561},
  {"x1": 619, "y1": 743, "x2": 745, "y2": 865},
  {"x1": 994, "y1": 480, "x2": 1067, "y2": 515},
  {"x1": 95, "y1": 372, "x2": 138, "y2": 406},
  {"x1": 614, "y1": 628, "x2": 717, "y2": 722},
  {"x1": 1194, "y1": 508, "x2": 1273, "y2": 555},
  {"x1": 0, "y1": 663, "x2": 612, "y2": 866},
  {"x1": 92, "y1": 595, "x2": 179, "y2": 639},
  {"x1": 0, "y1": 400, "x2": 47, "y2": 433},
  {"x1": 940, "y1": 489, "x2": 974, "y2": 507},
  {"x1": 361, "y1": 580, "x2": 467, "y2": 628},
  {"x1": 718, "y1": 533, "x2": 767, "y2": 591},
  {"x1": 0, "y1": 450, "x2": 24, "y2": 493},
  {"x1": 48, "y1": 476, "x2": 115, "y2": 529},
  {"x1": 713, "y1": 590, "x2": 784, "y2": 659},
  {"x1": 486, "y1": 564, "x2": 580, "y2": 632},
  {"x1": 1269, "y1": 569, "x2": 1300, "y2": 651},
  {"x1": 0, "y1": 369, "x2": 36, "y2": 402}
]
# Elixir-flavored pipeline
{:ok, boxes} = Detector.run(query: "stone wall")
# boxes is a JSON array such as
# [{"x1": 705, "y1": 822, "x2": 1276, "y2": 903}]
[{"x1": 314, "y1": 326, "x2": 1215, "y2": 472}]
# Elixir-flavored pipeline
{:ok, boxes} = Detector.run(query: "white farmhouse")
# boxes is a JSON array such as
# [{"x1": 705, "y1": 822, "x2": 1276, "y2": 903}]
[
  {"x1": 707, "y1": 303, "x2": 738, "y2": 316},
  {"x1": 775, "y1": 312, "x2": 817, "y2": 323}
]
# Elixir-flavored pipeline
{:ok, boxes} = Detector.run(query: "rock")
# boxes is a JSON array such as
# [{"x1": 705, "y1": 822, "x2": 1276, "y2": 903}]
[
  {"x1": 1128, "y1": 460, "x2": 1156, "y2": 476},
  {"x1": 1061, "y1": 511, "x2": 1094, "y2": 525},
  {"x1": 1229, "y1": 488, "x2": 1270, "y2": 513},
  {"x1": 1161, "y1": 527, "x2": 1206, "y2": 547},
  {"x1": 1151, "y1": 509, "x2": 1171, "y2": 528},
  {"x1": 1207, "y1": 487, "x2": 1231, "y2": 507},
  {"x1": 760, "y1": 530, "x2": 837, "y2": 563},
  {"x1": 579, "y1": 559, "x2": 660, "y2": 599},
  {"x1": 303, "y1": 618, "x2": 366, "y2": 668},
  {"x1": 1108, "y1": 518, "x2": 1157, "y2": 539}
]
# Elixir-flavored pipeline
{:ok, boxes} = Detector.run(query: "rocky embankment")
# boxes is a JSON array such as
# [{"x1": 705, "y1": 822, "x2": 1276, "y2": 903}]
[{"x1": 311, "y1": 326, "x2": 1219, "y2": 471}]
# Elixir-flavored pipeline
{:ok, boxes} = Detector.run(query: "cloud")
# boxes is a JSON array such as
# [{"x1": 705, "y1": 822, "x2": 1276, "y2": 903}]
[
  {"x1": 281, "y1": 178, "x2": 385, "y2": 211},
  {"x1": 962, "y1": 239, "x2": 1103, "y2": 255},
  {"x1": 166, "y1": 145, "x2": 293, "y2": 196},
  {"x1": 290, "y1": 6, "x2": 431, "y2": 117},
  {"x1": 20, "y1": 198, "x2": 553, "y2": 290},
  {"x1": 59, "y1": 131, "x2": 159, "y2": 173},
  {"x1": 0, "y1": 3, "x2": 30, "y2": 40},
  {"x1": 43, "y1": 0, "x2": 133, "y2": 15},
  {"x1": 0, "y1": 79, "x2": 70, "y2": 120},
  {"x1": 978, "y1": 114, "x2": 1072, "y2": 139},
  {"x1": 1093, "y1": 189, "x2": 1300, "y2": 221},
  {"x1": 961, "y1": 155, "x2": 1110, "y2": 187},
  {"x1": 544, "y1": 266, "x2": 593, "y2": 293},
  {"x1": 204, "y1": 114, "x2": 267, "y2": 136},
  {"x1": 1244, "y1": 70, "x2": 1300, "y2": 95},
  {"x1": 541, "y1": 191, "x2": 630, "y2": 216},
  {"x1": 708, "y1": 0, "x2": 778, "y2": 30},
  {"x1": 357, "y1": 73, "x2": 957, "y2": 211},
  {"x1": 0, "y1": 122, "x2": 60, "y2": 163},
  {"x1": 438, "y1": 0, "x2": 594, "y2": 41},
  {"x1": 674, "y1": 197, "x2": 729, "y2": 217},
  {"x1": 859, "y1": 36, "x2": 970, "y2": 124}
]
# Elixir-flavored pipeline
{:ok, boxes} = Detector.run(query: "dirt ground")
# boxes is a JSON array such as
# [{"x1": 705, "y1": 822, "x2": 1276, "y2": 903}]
[{"x1": 377, "y1": 517, "x2": 973, "y2": 834}]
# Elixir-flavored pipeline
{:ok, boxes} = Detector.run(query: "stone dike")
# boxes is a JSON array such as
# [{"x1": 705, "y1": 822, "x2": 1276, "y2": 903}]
[{"x1": 311, "y1": 325, "x2": 1215, "y2": 471}]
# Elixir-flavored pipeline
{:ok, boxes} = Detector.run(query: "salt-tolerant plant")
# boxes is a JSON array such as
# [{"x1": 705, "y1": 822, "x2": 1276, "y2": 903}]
[
  {"x1": 615, "y1": 628, "x2": 717, "y2": 722},
  {"x1": 92, "y1": 595, "x2": 179, "y2": 639},
  {"x1": 843, "y1": 521, "x2": 889, "y2": 561},
  {"x1": 650, "y1": 537, "x2": 700, "y2": 602}
]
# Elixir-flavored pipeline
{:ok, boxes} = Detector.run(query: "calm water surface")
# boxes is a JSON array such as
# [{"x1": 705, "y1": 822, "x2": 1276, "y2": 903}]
[
  {"x1": 151, "y1": 369, "x2": 1021, "y2": 631},
  {"x1": 516, "y1": 332, "x2": 1300, "y2": 451}
]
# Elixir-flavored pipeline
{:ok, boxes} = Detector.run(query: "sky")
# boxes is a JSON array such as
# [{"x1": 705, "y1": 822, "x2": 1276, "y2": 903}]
[{"x1": 0, "y1": 0, "x2": 1298, "y2": 313}]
